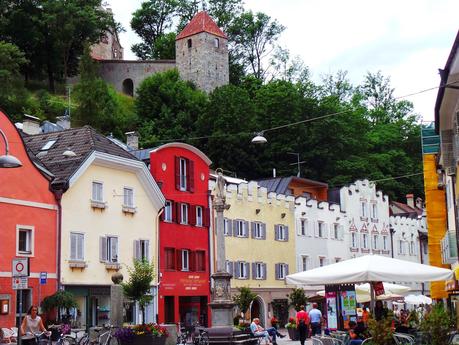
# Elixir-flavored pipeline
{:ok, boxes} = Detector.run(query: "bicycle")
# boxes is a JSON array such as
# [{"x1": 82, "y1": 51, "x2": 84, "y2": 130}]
[
  {"x1": 92, "y1": 325, "x2": 119, "y2": 345},
  {"x1": 176, "y1": 323, "x2": 190, "y2": 345},
  {"x1": 192, "y1": 328, "x2": 209, "y2": 345}
]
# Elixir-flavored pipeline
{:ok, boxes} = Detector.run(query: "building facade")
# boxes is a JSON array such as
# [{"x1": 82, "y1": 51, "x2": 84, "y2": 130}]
[
  {"x1": 24, "y1": 127, "x2": 164, "y2": 327},
  {"x1": 0, "y1": 111, "x2": 58, "y2": 327},
  {"x1": 149, "y1": 143, "x2": 212, "y2": 327},
  {"x1": 211, "y1": 180, "x2": 296, "y2": 327}
]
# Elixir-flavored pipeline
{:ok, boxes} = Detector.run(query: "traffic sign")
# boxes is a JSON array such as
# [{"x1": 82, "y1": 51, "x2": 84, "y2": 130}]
[
  {"x1": 39, "y1": 272, "x2": 47, "y2": 285},
  {"x1": 12, "y1": 277, "x2": 28, "y2": 290},
  {"x1": 12, "y1": 258, "x2": 29, "y2": 277}
]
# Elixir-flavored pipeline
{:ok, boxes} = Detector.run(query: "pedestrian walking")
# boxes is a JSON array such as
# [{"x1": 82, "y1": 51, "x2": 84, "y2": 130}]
[
  {"x1": 309, "y1": 303, "x2": 323, "y2": 336},
  {"x1": 296, "y1": 305, "x2": 310, "y2": 345}
]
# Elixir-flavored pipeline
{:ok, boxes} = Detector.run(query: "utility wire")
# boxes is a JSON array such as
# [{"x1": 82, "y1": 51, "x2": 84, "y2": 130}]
[{"x1": 369, "y1": 172, "x2": 424, "y2": 183}]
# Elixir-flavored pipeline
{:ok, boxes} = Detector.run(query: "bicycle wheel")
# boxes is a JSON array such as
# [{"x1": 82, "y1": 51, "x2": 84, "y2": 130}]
[
  {"x1": 200, "y1": 334, "x2": 209, "y2": 345},
  {"x1": 108, "y1": 336, "x2": 119, "y2": 345},
  {"x1": 78, "y1": 334, "x2": 90, "y2": 345}
]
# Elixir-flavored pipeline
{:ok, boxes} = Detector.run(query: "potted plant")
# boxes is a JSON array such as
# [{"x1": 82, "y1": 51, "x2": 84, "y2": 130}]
[
  {"x1": 233, "y1": 286, "x2": 257, "y2": 321},
  {"x1": 287, "y1": 288, "x2": 307, "y2": 312},
  {"x1": 285, "y1": 317, "x2": 298, "y2": 340},
  {"x1": 114, "y1": 323, "x2": 169, "y2": 345},
  {"x1": 420, "y1": 303, "x2": 455, "y2": 345}
]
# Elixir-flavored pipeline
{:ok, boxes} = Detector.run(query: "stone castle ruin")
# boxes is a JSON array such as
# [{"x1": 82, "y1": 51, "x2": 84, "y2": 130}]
[{"x1": 92, "y1": 11, "x2": 229, "y2": 96}]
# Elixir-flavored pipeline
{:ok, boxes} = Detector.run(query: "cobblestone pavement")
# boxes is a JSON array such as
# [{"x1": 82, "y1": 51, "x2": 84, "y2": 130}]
[{"x1": 274, "y1": 331, "x2": 313, "y2": 345}]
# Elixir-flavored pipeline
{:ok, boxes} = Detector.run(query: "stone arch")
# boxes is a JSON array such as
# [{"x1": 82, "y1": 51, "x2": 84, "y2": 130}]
[
  {"x1": 250, "y1": 295, "x2": 266, "y2": 326},
  {"x1": 122, "y1": 78, "x2": 134, "y2": 96}
]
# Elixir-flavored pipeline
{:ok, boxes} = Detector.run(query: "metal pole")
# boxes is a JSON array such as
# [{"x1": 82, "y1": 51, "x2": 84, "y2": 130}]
[
  {"x1": 18, "y1": 289, "x2": 22, "y2": 345},
  {"x1": 370, "y1": 283, "x2": 376, "y2": 318}
]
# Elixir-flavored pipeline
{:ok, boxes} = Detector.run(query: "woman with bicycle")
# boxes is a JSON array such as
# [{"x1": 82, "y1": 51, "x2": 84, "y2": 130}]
[{"x1": 21, "y1": 306, "x2": 50, "y2": 344}]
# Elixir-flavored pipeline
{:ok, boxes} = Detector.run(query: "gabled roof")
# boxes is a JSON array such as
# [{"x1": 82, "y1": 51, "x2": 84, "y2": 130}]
[
  {"x1": 390, "y1": 200, "x2": 422, "y2": 218},
  {"x1": 176, "y1": 11, "x2": 227, "y2": 40},
  {"x1": 23, "y1": 126, "x2": 136, "y2": 185},
  {"x1": 257, "y1": 176, "x2": 328, "y2": 196}
]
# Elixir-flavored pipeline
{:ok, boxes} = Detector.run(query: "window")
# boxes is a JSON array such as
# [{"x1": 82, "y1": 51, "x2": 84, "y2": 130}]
[
  {"x1": 164, "y1": 201, "x2": 172, "y2": 222},
  {"x1": 92, "y1": 182, "x2": 103, "y2": 202},
  {"x1": 195, "y1": 251, "x2": 205, "y2": 271},
  {"x1": 40, "y1": 140, "x2": 56, "y2": 151},
  {"x1": 165, "y1": 248, "x2": 175, "y2": 270},
  {"x1": 361, "y1": 202, "x2": 367, "y2": 218},
  {"x1": 179, "y1": 158, "x2": 187, "y2": 191},
  {"x1": 318, "y1": 222, "x2": 326, "y2": 238},
  {"x1": 277, "y1": 225, "x2": 286, "y2": 241},
  {"x1": 255, "y1": 263, "x2": 264, "y2": 279},
  {"x1": 70, "y1": 232, "x2": 84, "y2": 261},
  {"x1": 238, "y1": 261, "x2": 248, "y2": 279},
  {"x1": 300, "y1": 219, "x2": 307, "y2": 236},
  {"x1": 17, "y1": 227, "x2": 33, "y2": 255},
  {"x1": 335, "y1": 258, "x2": 341, "y2": 263},
  {"x1": 195, "y1": 206, "x2": 203, "y2": 226},
  {"x1": 214, "y1": 38, "x2": 219, "y2": 48},
  {"x1": 362, "y1": 233, "x2": 369, "y2": 249},
  {"x1": 351, "y1": 233, "x2": 358, "y2": 248},
  {"x1": 123, "y1": 187, "x2": 134, "y2": 207},
  {"x1": 180, "y1": 203, "x2": 188, "y2": 224},
  {"x1": 236, "y1": 220, "x2": 245, "y2": 237},
  {"x1": 226, "y1": 261, "x2": 233, "y2": 274},
  {"x1": 100, "y1": 236, "x2": 118, "y2": 263},
  {"x1": 410, "y1": 241, "x2": 415, "y2": 255},
  {"x1": 187, "y1": 39, "x2": 192, "y2": 48},
  {"x1": 372, "y1": 234, "x2": 379, "y2": 250},
  {"x1": 319, "y1": 257, "x2": 327, "y2": 267},
  {"x1": 223, "y1": 218, "x2": 230, "y2": 235},
  {"x1": 399, "y1": 240, "x2": 405, "y2": 255},
  {"x1": 301, "y1": 255, "x2": 309, "y2": 271},
  {"x1": 182, "y1": 249, "x2": 189, "y2": 271},
  {"x1": 134, "y1": 240, "x2": 149, "y2": 261},
  {"x1": 254, "y1": 222, "x2": 263, "y2": 239},
  {"x1": 333, "y1": 224, "x2": 339, "y2": 239},
  {"x1": 382, "y1": 235, "x2": 388, "y2": 251},
  {"x1": 276, "y1": 263, "x2": 288, "y2": 279},
  {"x1": 371, "y1": 203, "x2": 377, "y2": 219}
]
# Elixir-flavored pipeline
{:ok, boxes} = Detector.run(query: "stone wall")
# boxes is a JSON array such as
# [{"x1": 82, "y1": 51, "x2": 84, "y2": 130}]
[{"x1": 97, "y1": 60, "x2": 176, "y2": 96}]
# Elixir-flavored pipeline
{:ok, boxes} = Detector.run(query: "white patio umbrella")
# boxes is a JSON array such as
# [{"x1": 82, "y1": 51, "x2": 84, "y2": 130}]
[
  {"x1": 404, "y1": 294, "x2": 432, "y2": 305},
  {"x1": 286, "y1": 255, "x2": 454, "y2": 311}
]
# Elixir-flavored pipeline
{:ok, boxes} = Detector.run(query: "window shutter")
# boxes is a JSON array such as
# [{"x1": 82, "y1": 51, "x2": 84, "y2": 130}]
[
  {"x1": 339, "y1": 225, "x2": 344, "y2": 240},
  {"x1": 145, "y1": 240, "x2": 150, "y2": 261},
  {"x1": 274, "y1": 225, "x2": 279, "y2": 240},
  {"x1": 99, "y1": 237, "x2": 107, "y2": 262},
  {"x1": 227, "y1": 261, "x2": 234, "y2": 276},
  {"x1": 175, "y1": 156, "x2": 180, "y2": 190},
  {"x1": 323, "y1": 223, "x2": 329, "y2": 238},
  {"x1": 188, "y1": 159, "x2": 195, "y2": 192},
  {"x1": 262, "y1": 223, "x2": 266, "y2": 239},
  {"x1": 77, "y1": 235, "x2": 84, "y2": 260},
  {"x1": 235, "y1": 261, "x2": 241, "y2": 278},
  {"x1": 262, "y1": 263, "x2": 267, "y2": 280},
  {"x1": 171, "y1": 201, "x2": 176, "y2": 222},
  {"x1": 307, "y1": 257, "x2": 312, "y2": 269},
  {"x1": 285, "y1": 226, "x2": 289, "y2": 241},
  {"x1": 314, "y1": 222, "x2": 319, "y2": 237},
  {"x1": 176, "y1": 203, "x2": 181, "y2": 224},
  {"x1": 360, "y1": 233, "x2": 365, "y2": 248},
  {"x1": 232, "y1": 220, "x2": 238, "y2": 237},
  {"x1": 134, "y1": 240, "x2": 140, "y2": 260},
  {"x1": 275, "y1": 263, "x2": 279, "y2": 280},
  {"x1": 285, "y1": 264, "x2": 289, "y2": 276},
  {"x1": 251, "y1": 222, "x2": 255, "y2": 238},
  {"x1": 70, "y1": 234, "x2": 77, "y2": 260},
  {"x1": 203, "y1": 208, "x2": 210, "y2": 227},
  {"x1": 297, "y1": 220, "x2": 302, "y2": 236},
  {"x1": 189, "y1": 205, "x2": 196, "y2": 225},
  {"x1": 297, "y1": 256, "x2": 302, "y2": 272},
  {"x1": 307, "y1": 220, "x2": 313, "y2": 237},
  {"x1": 244, "y1": 262, "x2": 250, "y2": 279},
  {"x1": 244, "y1": 221, "x2": 249, "y2": 237},
  {"x1": 252, "y1": 262, "x2": 256, "y2": 279},
  {"x1": 227, "y1": 218, "x2": 233, "y2": 236},
  {"x1": 189, "y1": 251, "x2": 196, "y2": 271},
  {"x1": 176, "y1": 250, "x2": 182, "y2": 271}
]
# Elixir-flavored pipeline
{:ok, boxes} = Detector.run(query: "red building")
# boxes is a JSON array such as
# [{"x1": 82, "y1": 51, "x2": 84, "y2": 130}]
[
  {"x1": 0, "y1": 111, "x2": 58, "y2": 327},
  {"x1": 148, "y1": 143, "x2": 212, "y2": 327}
]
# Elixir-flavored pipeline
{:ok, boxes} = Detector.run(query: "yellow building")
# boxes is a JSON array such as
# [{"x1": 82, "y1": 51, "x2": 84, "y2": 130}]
[
  {"x1": 24, "y1": 127, "x2": 164, "y2": 327},
  {"x1": 212, "y1": 180, "x2": 295, "y2": 327}
]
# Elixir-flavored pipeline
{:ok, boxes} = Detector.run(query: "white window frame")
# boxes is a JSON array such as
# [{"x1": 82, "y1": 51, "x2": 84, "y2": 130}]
[
  {"x1": 223, "y1": 218, "x2": 229, "y2": 235},
  {"x1": 333, "y1": 223, "x2": 339, "y2": 239},
  {"x1": 180, "y1": 203, "x2": 189, "y2": 224},
  {"x1": 362, "y1": 233, "x2": 369, "y2": 249},
  {"x1": 399, "y1": 240, "x2": 405, "y2": 255},
  {"x1": 196, "y1": 206, "x2": 203, "y2": 226},
  {"x1": 278, "y1": 263, "x2": 287, "y2": 279},
  {"x1": 164, "y1": 201, "x2": 172, "y2": 222},
  {"x1": 92, "y1": 181, "x2": 104, "y2": 202},
  {"x1": 139, "y1": 239, "x2": 149, "y2": 261},
  {"x1": 70, "y1": 232, "x2": 84, "y2": 261},
  {"x1": 123, "y1": 187, "x2": 134, "y2": 207},
  {"x1": 301, "y1": 255, "x2": 309, "y2": 271},
  {"x1": 254, "y1": 222, "x2": 262, "y2": 239},
  {"x1": 382, "y1": 235, "x2": 388, "y2": 251},
  {"x1": 371, "y1": 203, "x2": 377, "y2": 219},
  {"x1": 238, "y1": 261, "x2": 247, "y2": 279},
  {"x1": 278, "y1": 225, "x2": 286, "y2": 241},
  {"x1": 351, "y1": 232, "x2": 358, "y2": 248},
  {"x1": 225, "y1": 261, "x2": 232, "y2": 274},
  {"x1": 182, "y1": 249, "x2": 189, "y2": 271},
  {"x1": 255, "y1": 262, "x2": 264, "y2": 279},
  {"x1": 16, "y1": 225, "x2": 34, "y2": 256},
  {"x1": 361, "y1": 201, "x2": 367, "y2": 218},
  {"x1": 319, "y1": 256, "x2": 327, "y2": 267},
  {"x1": 236, "y1": 220, "x2": 245, "y2": 237},
  {"x1": 372, "y1": 234, "x2": 379, "y2": 250},
  {"x1": 300, "y1": 219, "x2": 307, "y2": 236},
  {"x1": 318, "y1": 222, "x2": 325, "y2": 238},
  {"x1": 179, "y1": 158, "x2": 187, "y2": 191},
  {"x1": 410, "y1": 241, "x2": 415, "y2": 255},
  {"x1": 107, "y1": 236, "x2": 118, "y2": 263}
]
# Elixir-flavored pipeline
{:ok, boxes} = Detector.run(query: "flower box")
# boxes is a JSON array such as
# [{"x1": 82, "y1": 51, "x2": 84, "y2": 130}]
[{"x1": 115, "y1": 324, "x2": 168, "y2": 345}]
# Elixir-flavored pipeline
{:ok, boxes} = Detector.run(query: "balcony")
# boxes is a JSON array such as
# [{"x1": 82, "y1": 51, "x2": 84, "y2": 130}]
[
  {"x1": 91, "y1": 199, "x2": 107, "y2": 209},
  {"x1": 441, "y1": 230, "x2": 458, "y2": 264},
  {"x1": 68, "y1": 260, "x2": 87, "y2": 270},
  {"x1": 122, "y1": 205, "x2": 137, "y2": 214}
]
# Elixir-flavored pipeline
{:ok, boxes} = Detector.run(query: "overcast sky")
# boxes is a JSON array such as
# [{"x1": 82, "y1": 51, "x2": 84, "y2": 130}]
[{"x1": 107, "y1": 0, "x2": 459, "y2": 121}]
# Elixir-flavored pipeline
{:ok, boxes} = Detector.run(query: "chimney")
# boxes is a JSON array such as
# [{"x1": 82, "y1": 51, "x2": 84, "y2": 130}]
[
  {"x1": 406, "y1": 194, "x2": 414, "y2": 208},
  {"x1": 56, "y1": 115, "x2": 71, "y2": 130},
  {"x1": 22, "y1": 114, "x2": 41, "y2": 135},
  {"x1": 416, "y1": 197, "x2": 423, "y2": 209},
  {"x1": 272, "y1": 168, "x2": 276, "y2": 178},
  {"x1": 125, "y1": 131, "x2": 139, "y2": 150}
]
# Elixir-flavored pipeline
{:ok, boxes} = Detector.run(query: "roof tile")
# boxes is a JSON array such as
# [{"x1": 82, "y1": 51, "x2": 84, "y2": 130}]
[{"x1": 176, "y1": 11, "x2": 227, "y2": 40}]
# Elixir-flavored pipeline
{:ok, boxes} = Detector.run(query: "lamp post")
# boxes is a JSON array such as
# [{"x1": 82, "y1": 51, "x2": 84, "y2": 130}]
[
  {"x1": 0, "y1": 129, "x2": 22, "y2": 168},
  {"x1": 209, "y1": 169, "x2": 235, "y2": 327}
]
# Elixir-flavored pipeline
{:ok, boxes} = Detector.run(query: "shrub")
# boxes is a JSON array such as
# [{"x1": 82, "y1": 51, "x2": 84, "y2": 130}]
[
  {"x1": 287, "y1": 288, "x2": 307, "y2": 312},
  {"x1": 285, "y1": 317, "x2": 297, "y2": 329},
  {"x1": 420, "y1": 303, "x2": 455, "y2": 345}
]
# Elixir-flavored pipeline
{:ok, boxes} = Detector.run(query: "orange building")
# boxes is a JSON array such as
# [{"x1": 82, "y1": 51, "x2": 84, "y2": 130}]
[{"x1": 258, "y1": 176, "x2": 328, "y2": 201}]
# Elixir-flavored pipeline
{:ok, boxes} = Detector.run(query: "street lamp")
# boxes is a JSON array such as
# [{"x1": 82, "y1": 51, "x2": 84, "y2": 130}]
[
  {"x1": 251, "y1": 132, "x2": 267, "y2": 144},
  {"x1": 0, "y1": 129, "x2": 22, "y2": 168}
]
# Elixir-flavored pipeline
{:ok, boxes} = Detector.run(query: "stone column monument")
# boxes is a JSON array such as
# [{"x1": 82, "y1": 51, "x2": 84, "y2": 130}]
[
  {"x1": 110, "y1": 272, "x2": 124, "y2": 327},
  {"x1": 209, "y1": 170, "x2": 235, "y2": 327}
]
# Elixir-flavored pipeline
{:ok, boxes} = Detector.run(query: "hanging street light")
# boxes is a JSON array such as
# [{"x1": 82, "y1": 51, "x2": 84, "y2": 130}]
[{"x1": 0, "y1": 129, "x2": 22, "y2": 168}]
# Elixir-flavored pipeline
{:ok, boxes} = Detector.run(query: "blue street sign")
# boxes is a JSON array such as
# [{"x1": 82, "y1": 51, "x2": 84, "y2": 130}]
[{"x1": 39, "y1": 272, "x2": 47, "y2": 285}]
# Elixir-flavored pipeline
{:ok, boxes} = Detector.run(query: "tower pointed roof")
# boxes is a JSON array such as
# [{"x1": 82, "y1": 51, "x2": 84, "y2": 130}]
[{"x1": 176, "y1": 11, "x2": 227, "y2": 40}]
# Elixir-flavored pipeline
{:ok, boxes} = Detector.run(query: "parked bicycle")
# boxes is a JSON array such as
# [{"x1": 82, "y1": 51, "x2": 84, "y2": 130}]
[
  {"x1": 92, "y1": 325, "x2": 119, "y2": 345},
  {"x1": 192, "y1": 328, "x2": 209, "y2": 345},
  {"x1": 176, "y1": 323, "x2": 190, "y2": 345}
]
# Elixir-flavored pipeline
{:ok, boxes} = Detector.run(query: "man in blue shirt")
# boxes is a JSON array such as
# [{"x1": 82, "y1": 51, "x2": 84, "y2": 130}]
[
  {"x1": 250, "y1": 318, "x2": 285, "y2": 345},
  {"x1": 309, "y1": 303, "x2": 323, "y2": 336}
]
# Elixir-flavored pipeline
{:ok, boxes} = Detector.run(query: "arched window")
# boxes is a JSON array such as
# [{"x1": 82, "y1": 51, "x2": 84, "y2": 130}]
[
  {"x1": 122, "y1": 78, "x2": 134, "y2": 97},
  {"x1": 187, "y1": 39, "x2": 192, "y2": 48},
  {"x1": 214, "y1": 38, "x2": 219, "y2": 48}
]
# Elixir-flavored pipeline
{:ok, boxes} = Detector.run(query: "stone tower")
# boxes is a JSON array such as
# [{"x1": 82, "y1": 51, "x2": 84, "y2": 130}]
[{"x1": 176, "y1": 11, "x2": 229, "y2": 93}]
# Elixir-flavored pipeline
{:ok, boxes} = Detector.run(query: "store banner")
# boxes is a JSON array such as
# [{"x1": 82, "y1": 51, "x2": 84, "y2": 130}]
[
  {"x1": 372, "y1": 281, "x2": 385, "y2": 296},
  {"x1": 325, "y1": 292, "x2": 338, "y2": 330}
]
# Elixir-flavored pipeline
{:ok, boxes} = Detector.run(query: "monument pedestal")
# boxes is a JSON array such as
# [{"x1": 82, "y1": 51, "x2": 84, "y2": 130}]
[{"x1": 209, "y1": 271, "x2": 235, "y2": 327}]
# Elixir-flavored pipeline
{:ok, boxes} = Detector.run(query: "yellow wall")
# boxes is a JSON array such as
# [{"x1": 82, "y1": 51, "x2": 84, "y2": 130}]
[
  {"x1": 423, "y1": 154, "x2": 449, "y2": 298},
  {"x1": 61, "y1": 163, "x2": 159, "y2": 285},
  {"x1": 222, "y1": 182, "x2": 295, "y2": 289}
]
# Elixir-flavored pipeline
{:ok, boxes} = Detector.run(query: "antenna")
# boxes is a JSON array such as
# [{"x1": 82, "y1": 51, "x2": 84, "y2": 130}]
[{"x1": 287, "y1": 152, "x2": 306, "y2": 177}]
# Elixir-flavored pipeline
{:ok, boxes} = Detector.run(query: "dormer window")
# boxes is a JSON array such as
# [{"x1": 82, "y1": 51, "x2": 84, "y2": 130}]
[
  {"x1": 41, "y1": 139, "x2": 56, "y2": 151},
  {"x1": 214, "y1": 38, "x2": 219, "y2": 48},
  {"x1": 187, "y1": 39, "x2": 192, "y2": 48}
]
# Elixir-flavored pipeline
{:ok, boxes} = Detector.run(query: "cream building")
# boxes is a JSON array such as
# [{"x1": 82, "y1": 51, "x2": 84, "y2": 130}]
[
  {"x1": 24, "y1": 127, "x2": 164, "y2": 327},
  {"x1": 210, "y1": 180, "x2": 295, "y2": 327}
]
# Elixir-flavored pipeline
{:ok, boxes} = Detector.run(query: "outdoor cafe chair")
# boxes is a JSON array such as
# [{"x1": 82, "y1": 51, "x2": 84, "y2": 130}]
[
  {"x1": 393, "y1": 333, "x2": 415, "y2": 345},
  {"x1": 312, "y1": 336, "x2": 325, "y2": 345},
  {"x1": 319, "y1": 336, "x2": 340, "y2": 345},
  {"x1": 361, "y1": 338, "x2": 373, "y2": 345}
]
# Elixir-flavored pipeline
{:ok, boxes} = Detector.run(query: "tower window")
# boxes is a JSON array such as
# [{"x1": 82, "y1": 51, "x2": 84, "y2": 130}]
[
  {"x1": 187, "y1": 39, "x2": 192, "y2": 48},
  {"x1": 214, "y1": 38, "x2": 219, "y2": 48}
]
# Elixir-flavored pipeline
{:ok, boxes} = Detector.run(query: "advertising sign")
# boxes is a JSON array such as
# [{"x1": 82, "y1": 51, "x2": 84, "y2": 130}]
[
  {"x1": 341, "y1": 290, "x2": 357, "y2": 316},
  {"x1": 372, "y1": 281, "x2": 385, "y2": 296},
  {"x1": 325, "y1": 291, "x2": 338, "y2": 330}
]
